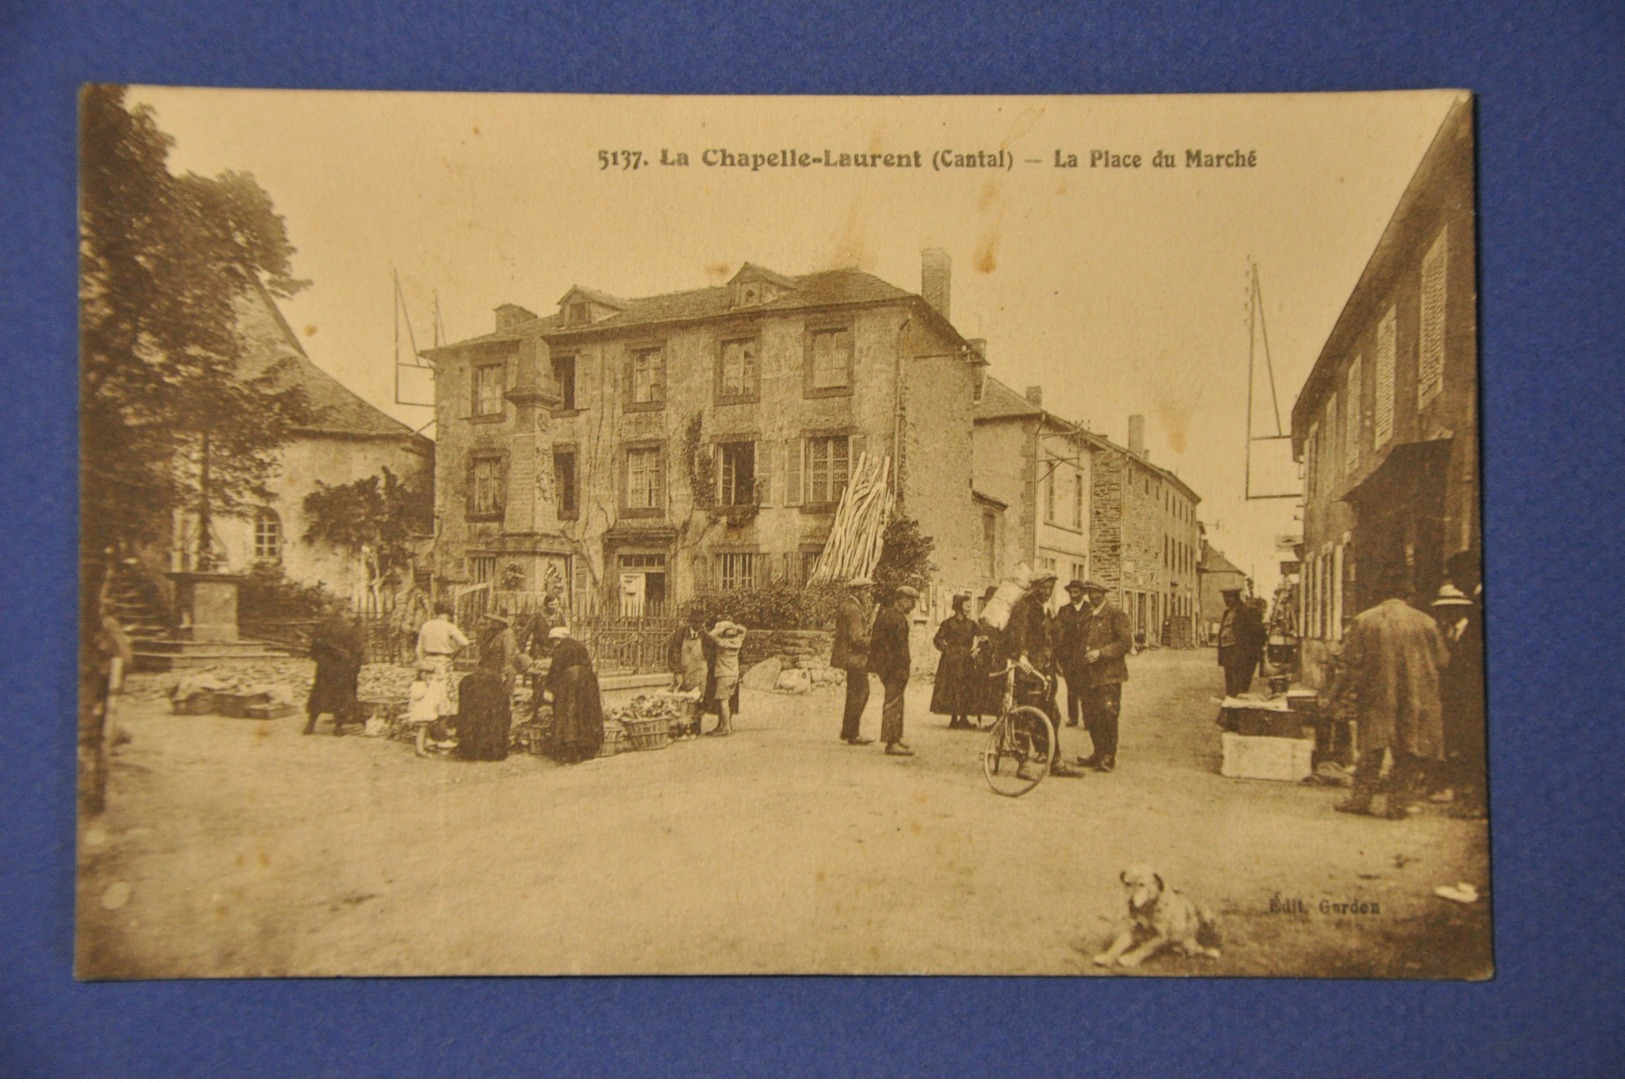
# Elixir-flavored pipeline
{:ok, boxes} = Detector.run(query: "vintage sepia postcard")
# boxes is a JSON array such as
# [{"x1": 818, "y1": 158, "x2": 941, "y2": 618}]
[{"x1": 77, "y1": 87, "x2": 1487, "y2": 978}]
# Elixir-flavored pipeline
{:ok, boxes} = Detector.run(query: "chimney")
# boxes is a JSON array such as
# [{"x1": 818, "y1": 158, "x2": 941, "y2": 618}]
[
  {"x1": 495, "y1": 303, "x2": 538, "y2": 332},
  {"x1": 1127, "y1": 414, "x2": 1146, "y2": 458},
  {"x1": 921, "y1": 248, "x2": 951, "y2": 321},
  {"x1": 1025, "y1": 385, "x2": 1043, "y2": 407},
  {"x1": 967, "y1": 337, "x2": 987, "y2": 362}
]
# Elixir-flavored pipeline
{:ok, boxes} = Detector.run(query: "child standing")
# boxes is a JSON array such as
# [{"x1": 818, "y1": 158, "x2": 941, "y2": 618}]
[{"x1": 705, "y1": 616, "x2": 747, "y2": 737}]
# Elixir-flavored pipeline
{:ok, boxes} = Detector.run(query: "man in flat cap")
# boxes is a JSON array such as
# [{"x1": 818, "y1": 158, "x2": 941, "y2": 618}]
[
  {"x1": 1005, "y1": 569, "x2": 1080, "y2": 777},
  {"x1": 868, "y1": 584, "x2": 919, "y2": 756},
  {"x1": 1072, "y1": 580, "x2": 1133, "y2": 772},
  {"x1": 832, "y1": 576, "x2": 877, "y2": 744}
]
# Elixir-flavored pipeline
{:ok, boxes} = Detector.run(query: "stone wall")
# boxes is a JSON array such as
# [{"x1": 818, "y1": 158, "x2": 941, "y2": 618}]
[{"x1": 740, "y1": 628, "x2": 834, "y2": 668}]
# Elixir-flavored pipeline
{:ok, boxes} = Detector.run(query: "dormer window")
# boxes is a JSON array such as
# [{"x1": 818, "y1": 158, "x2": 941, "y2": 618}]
[{"x1": 568, "y1": 302, "x2": 590, "y2": 325}]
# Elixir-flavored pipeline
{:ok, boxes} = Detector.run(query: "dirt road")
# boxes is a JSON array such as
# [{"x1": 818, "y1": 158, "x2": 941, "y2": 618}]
[{"x1": 77, "y1": 651, "x2": 1491, "y2": 977}]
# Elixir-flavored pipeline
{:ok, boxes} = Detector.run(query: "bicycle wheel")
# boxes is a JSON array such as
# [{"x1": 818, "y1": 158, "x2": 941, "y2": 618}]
[{"x1": 983, "y1": 705, "x2": 1055, "y2": 796}]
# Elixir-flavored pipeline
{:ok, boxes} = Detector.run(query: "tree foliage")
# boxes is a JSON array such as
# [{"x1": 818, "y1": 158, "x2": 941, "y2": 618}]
[
  {"x1": 873, "y1": 516, "x2": 936, "y2": 595},
  {"x1": 79, "y1": 85, "x2": 313, "y2": 559},
  {"x1": 302, "y1": 466, "x2": 433, "y2": 580}
]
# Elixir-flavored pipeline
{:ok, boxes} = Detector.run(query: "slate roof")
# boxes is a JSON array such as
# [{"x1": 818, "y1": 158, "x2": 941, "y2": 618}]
[
  {"x1": 1201, "y1": 544, "x2": 1245, "y2": 576},
  {"x1": 429, "y1": 265, "x2": 918, "y2": 353},
  {"x1": 973, "y1": 375, "x2": 1044, "y2": 422},
  {"x1": 238, "y1": 277, "x2": 427, "y2": 442}
]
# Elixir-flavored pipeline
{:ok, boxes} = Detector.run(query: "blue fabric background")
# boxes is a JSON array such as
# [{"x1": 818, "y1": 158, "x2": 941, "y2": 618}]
[{"x1": 2, "y1": 1, "x2": 1621, "y2": 1075}]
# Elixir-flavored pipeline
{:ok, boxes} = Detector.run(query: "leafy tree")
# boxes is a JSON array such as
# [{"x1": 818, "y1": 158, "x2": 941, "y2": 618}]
[
  {"x1": 79, "y1": 85, "x2": 312, "y2": 566},
  {"x1": 302, "y1": 466, "x2": 433, "y2": 586},
  {"x1": 873, "y1": 516, "x2": 936, "y2": 596}
]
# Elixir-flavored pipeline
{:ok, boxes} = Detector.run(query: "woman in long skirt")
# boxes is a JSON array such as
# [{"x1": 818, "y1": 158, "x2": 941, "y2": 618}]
[
  {"x1": 305, "y1": 609, "x2": 363, "y2": 736},
  {"x1": 931, "y1": 592, "x2": 979, "y2": 729},
  {"x1": 542, "y1": 626, "x2": 603, "y2": 763},
  {"x1": 455, "y1": 670, "x2": 511, "y2": 760}
]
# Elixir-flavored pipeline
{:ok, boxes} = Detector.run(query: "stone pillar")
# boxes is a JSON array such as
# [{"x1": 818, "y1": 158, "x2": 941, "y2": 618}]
[{"x1": 167, "y1": 571, "x2": 244, "y2": 643}]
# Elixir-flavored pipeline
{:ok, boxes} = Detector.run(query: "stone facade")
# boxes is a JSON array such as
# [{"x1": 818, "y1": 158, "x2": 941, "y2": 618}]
[
  {"x1": 426, "y1": 259, "x2": 986, "y2": 641},
  {"x1": 146, "y1": 280, "x2": 434, "y2": 603},
  {"x1": 1291, "y1": 97, "x2": 1478, "y2": 686},
  {"x1": 1089, "y1": 436, "x2": 1201, "y2": 645}
]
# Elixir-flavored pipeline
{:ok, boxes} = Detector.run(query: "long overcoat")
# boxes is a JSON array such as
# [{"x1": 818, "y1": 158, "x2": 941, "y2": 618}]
[
  {"x1": 1340, "y1": 598, "x2": 1448, "y2": 759},
  {"x1": 929, "y1": 613, "x2": 977, "y2": 715}
]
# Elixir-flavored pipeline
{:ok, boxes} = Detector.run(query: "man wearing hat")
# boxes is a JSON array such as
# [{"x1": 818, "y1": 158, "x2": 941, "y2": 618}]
[
  {"x1": 831, "y1": 576, "x2": 877, "y2": 745},
  {"x1": 478, "y1": 611, "x2": 522, "y2": 698},
  {"x1": 1430, "y1": 582, "x2": 1485, "y2": 818},
  {"x1": 1330, "y1": 572, "x2": 1447, "y2": 819},
  {"x1": 1072, "y1": 580, "x2": 1133, "y2": 772},
  {"x1": 1216, "y1": 587, "x2": 1266, "y2": 698},
  {"x1": 868, "y1": 585, "x2": 919, "y2": 755},
  {"x1": 1005, "y1": 570, "x2": 1081, "y2": 777},
  {"x1": 1054, "y1": 579, "x2": 1093, "y2": 728}
]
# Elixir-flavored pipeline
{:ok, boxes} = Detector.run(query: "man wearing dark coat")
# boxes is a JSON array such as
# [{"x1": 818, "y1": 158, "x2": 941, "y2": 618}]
[
  {"x1": 1331, "y1": 581, "x2": 1448, "y2": 819},
  {"x1": 305, "y1": 609, "x2": 364, "y2": 736},
  {"x1": 1004, "y1": 571, "x2": 1081, "y2": 778},
  {"x1": 1073, "y1": 581, "x2": 1133, "y2": 772},
  {"x1": 1053, "y1": 579, "x2": 1092, "y2": 727},
  {"x1": 831, "y1": 576, "x2": 877, "y2": 745},
  {"x1": 868, "y1": 585, "x2": 918, "y2": 756},
  {"x1": 1216, "y1": 588, "x2": 1266, "y2": 697},
  {"x1": 1431, "y1": 585, "x2": 1485, "y2": 817}
]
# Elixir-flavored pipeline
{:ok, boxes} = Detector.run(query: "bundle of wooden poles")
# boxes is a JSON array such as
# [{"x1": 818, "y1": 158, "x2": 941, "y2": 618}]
[{"x1": 809, "y1": 453, "x2": 893, "y2": 585}]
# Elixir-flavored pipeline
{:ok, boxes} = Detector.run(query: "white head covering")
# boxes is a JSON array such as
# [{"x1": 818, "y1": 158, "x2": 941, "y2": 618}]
[{"x1": 547, "y1": 625, "x2": 571, "y2": 639}]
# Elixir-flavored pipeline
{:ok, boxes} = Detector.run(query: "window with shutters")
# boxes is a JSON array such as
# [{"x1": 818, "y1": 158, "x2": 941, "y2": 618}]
[
  {"x1": 553, "y1": 448, "x2": 578, "y2": 520},
  {"x1": 804, "y1": 434, "x2": 851, "y2": 506},
  {"x1": 716, "y1": 335, "x2": 760, "y2": 403},
  {"x1": 804, "y1": 324, "x2": 854, "y2": 397},
  {"x1": 1044, "y1": 461, "x2": 1057, "y2": 524},
  {"x1": 718, "y1": 441, "x2": 756, "y2": 507},
  {"x1": 622, "y1": 444, "x2": 664, "y2": 516},
  {"x1": 1072, "y1": 469, "x2": 1085, "y2": 530},
  {"x1": 467, "y1": 453, "x2": 506, "y2": 521},
  {"x1": 982, "y1": 511, "x2": 999, "y2": 580},
  {"x1": 1418, "y1": 227, "x2": 1447, "y2": 408},
  {"x1": 472, "y1": 362, "x2": 505, "y2": 419},
  {"x1": 627, "y1": 345, "x2": 665, "y2": 410},
  {"x1": 1344, "y1": 356, "x2": 1362, "y2": 474},
  {"x1": 470, "y1": 555, "x2": 499, "y2": 587},
  {"x1": 1374, "y1": 305, "x2": 1396, "y2": 447}
]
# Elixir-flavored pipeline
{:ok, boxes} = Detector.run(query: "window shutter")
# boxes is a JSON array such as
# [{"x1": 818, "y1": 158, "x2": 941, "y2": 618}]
[
  {"x1": 657, "y1": 445, "x2": 668, "y2": 513},
  {"x1": 456, "y1": 366, "x2": 471, "y2": 420},
  {"x1": 1344, "y1": 356, "x2": 1362, "y2": 474},
  {"x1": 465, "y1": 456, "x2": 477, "y2": 518},
  {"x1": 497, "y1": 455, "x2": 509, "y2": 515},
  {"x1": 785, "y1": 438, "x2": 803, "y2": 506},
  {"x1": 1418, "y1": 227, "x2": 1447, "y2": 408},
  {"x1": 756, "y1": 441, "x2": 773, "y2": 506},
  {"x1": 1374, "y1": 306, "x2": 1396, "y2": 447}
]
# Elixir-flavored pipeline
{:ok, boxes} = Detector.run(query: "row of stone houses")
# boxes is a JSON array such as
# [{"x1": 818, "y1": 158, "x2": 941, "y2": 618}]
[{"x1": 423, "y1": 250, "x2": 1208, "y2": 648}]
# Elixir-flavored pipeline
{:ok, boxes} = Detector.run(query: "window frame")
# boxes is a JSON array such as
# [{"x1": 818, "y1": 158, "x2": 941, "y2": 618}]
[
  {"x1": 551, "y1": 354, "x2": 578, "y2": 412},
  {"x1": 471, "y1": 360, "x2": 506, "y2": 421},
  {"x1": 620, "y1": 442, "x2": 666, "y2": 518},
  {"x1": 803, "y1": 432, "x2": 852, "y2": 507},
  {"x1": 552, "y1": 445, "x2": 579, "y2": 521},
  {"x1": 717, "y1": 551, "x2": 761, "y2": 592},
  {"x1": 802, "y1": 321, "x2": 855, "y2": 399},
  {"x1": 715, "y1": 332, "x2": 762, "y2": 405},
  {"x1": 717, "y1": 439, "x2": 758, "y2": 508},
  {"x1": 466, "y1": 451, "x2": 508, "y2": 522},
  {"x1": 252, "y1": 507, "x2": 282, "y2": 562},
  {"x1": 625, "y1": 341, "x2": 667, "y2": 412}
]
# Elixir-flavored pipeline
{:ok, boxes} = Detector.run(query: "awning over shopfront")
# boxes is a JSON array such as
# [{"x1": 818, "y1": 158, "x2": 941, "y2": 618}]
[{"x1": 1341, "y1": 437, "x2": 1452, "y2": 511}]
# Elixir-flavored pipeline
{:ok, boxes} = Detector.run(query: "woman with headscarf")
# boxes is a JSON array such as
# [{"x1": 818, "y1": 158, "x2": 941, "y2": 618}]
[
  {"x1": 542, "y1": 625, "x2": 604, "y2": 763},
  {"x1": 931, "y1": 591, "x2": 979, "y2": 729}
]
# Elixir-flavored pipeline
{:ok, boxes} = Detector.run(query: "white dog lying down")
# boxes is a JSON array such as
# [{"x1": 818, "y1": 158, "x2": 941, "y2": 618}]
[{"x1": 1093, "y1": 864, "x2": 1222, "y2": 968}]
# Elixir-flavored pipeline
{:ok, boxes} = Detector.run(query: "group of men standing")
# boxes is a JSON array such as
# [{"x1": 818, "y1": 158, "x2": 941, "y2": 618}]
[{"x1": 831, "y1": 569, "x2": 1135, "y2": 772}]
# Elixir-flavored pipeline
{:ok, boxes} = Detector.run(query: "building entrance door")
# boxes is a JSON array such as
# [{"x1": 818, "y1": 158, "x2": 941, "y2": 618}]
[{"x1": 617, "y1": 552, "x2": 668, "y2": 616}]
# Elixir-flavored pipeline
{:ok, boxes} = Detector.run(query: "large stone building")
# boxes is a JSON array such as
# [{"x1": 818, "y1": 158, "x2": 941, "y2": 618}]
[
  {"x1": 147, "y1": 279, "x2": 434, "y2": 601},
  {"x1": 1290, "y1": 96, "x2": 1478, "y2": 684},
  {"x1": 424, "y1": 253, "x2": 988, "y2": 625},
  {"x1": 972, "y1": 376, "x2": 1097, "y2": 594},
  {"x1": 1088, "y1": 416, "x2": 1203, "y2": 646}
]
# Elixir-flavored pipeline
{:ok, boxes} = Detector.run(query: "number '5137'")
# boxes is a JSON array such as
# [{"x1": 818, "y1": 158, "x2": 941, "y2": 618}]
[{"x1": 598, "y1": 150, "x2": 643, "y2": 171}]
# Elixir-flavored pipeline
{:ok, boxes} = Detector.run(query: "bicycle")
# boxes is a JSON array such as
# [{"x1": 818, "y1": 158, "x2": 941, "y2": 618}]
[{"x1": 982, "y1": 662, "x2": 1057, "y2": 797}]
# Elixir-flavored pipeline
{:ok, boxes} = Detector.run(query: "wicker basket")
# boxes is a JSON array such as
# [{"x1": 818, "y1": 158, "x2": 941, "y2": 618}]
[{"x1": 622, "y1": 715, "x2": 670, "y2": 752}]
